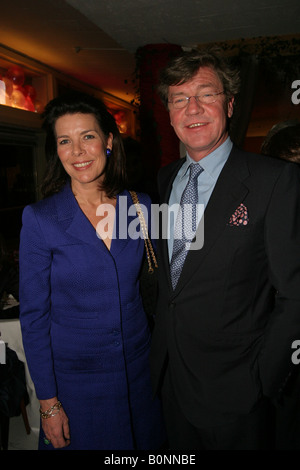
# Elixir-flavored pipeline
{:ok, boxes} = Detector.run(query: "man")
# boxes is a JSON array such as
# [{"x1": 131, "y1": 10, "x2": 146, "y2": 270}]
[{"x1": 150, "y1": 49, "x2": 300, "y2": 450}]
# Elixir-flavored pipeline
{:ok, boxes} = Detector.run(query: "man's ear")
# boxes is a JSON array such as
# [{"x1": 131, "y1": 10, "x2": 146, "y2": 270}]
[{"x1": 227, "y1": 96, "x2": 234, "y2": 118}]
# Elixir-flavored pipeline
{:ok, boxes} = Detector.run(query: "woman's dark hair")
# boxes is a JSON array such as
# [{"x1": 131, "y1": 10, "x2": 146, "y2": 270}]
[
  {"x1": 157, "y1": 47, "x2": 241, "y2": 109},
  {"x1": 41, "y1": 91, "x2": 127, "y2": 198}
]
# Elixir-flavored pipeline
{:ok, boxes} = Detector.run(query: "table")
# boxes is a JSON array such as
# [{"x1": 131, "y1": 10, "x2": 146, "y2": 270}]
[{"x1": 0, "y1": 318, "x2": 40, "y2": 432}]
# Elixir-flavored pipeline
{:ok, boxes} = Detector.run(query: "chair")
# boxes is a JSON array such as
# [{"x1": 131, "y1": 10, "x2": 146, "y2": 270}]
[{"x1": 0, "y1": 346, "x2": 30, "y2": 450}]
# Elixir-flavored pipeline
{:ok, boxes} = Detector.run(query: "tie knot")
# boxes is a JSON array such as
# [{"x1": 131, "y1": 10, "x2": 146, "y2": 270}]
[{"x1": 189, "y1": 163, "x2": 203, "y2": 179}]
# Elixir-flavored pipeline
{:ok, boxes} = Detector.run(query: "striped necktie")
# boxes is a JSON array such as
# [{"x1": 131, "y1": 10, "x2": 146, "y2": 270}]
[{"x1": 170, "y1": 163, "x2": 203, "y2": 290}]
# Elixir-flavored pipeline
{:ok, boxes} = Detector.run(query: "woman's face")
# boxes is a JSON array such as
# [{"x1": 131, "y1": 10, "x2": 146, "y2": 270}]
[{"x1": 55, "y1": 112, "x2": 113, "y2": 189}]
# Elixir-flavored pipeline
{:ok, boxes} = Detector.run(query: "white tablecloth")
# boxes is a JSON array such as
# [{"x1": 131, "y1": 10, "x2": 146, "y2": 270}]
[{"x1": 0, "y1": 318, "x2": 40, "y2": 432}]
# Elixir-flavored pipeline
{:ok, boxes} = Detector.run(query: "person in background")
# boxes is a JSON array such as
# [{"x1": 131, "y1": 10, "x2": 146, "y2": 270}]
[
  {"x1": 19, "y1": 91, "x2": 165, "y2": 450},
  {"x1": 150, "y1": 48, "x2": 300, "y2": 450},
  {"x1": 261, "y1": 120, "x2": 300, "y2": 450},
  {"x1": 261, "y1": 120, "x2": 300, "y2": 164},
  {"x1": 0, "y1": 232, "x2": 19, "y2": 318}
]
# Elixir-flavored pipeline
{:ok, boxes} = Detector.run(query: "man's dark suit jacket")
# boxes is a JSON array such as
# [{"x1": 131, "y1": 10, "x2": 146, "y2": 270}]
[{"x1": 150, "y1": 145, "x2": 300, "y2": 427}]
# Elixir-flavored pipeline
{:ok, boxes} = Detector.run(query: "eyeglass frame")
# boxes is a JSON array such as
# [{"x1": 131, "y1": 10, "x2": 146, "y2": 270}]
[{"x1": 168, "y1": 91, "x2": 225, "y2": 109}]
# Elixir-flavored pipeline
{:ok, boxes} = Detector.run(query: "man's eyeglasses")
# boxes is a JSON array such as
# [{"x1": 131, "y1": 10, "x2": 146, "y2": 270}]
[{"x1": 168, "y1": 91, "x2": 225, "y2": 109}]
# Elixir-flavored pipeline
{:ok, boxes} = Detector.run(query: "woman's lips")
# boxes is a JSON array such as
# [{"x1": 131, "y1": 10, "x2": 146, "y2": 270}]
[{"x1": 73, "y1": 160, "x2": 93, "y2": 169}]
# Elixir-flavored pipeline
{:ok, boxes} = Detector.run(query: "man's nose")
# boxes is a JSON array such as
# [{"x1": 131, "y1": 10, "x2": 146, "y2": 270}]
[{"x1": 185, "y1": 96, "x2": 205, "y2": 114}]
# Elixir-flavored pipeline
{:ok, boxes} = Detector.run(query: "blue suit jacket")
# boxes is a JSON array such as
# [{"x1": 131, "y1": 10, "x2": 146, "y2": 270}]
[
  {"x1": 19, "y1": 184, "x2": 151, "y2": 399},
  {"x1": 150, "y1": 146, "x2": 300, "y2": 426}
]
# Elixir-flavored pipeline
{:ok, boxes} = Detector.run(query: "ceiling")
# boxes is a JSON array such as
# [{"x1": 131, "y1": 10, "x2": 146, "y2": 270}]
[{"x1": 0, "y1": 0, "x2": 299, "y2": 105}]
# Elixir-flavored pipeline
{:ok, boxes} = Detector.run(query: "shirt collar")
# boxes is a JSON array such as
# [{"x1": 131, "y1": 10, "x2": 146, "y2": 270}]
[{"x1": 181, "y1": 137, "x2": 233, "y2": 182}]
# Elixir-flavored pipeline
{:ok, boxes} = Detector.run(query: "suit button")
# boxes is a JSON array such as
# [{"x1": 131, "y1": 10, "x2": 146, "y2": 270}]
[{"x1": 169, "y1": 302, "x2": 175, "y2": 310}]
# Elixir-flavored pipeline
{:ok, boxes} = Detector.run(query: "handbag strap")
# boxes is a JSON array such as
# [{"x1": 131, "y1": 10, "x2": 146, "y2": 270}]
[{"x1": 129, "y1": 190, "x2": 158, "y2": 273}]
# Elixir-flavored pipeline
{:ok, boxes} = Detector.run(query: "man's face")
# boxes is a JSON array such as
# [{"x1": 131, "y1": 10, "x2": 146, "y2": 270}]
[{"x1": 168, "y1": 66, "x2": 234, "y2": 161}]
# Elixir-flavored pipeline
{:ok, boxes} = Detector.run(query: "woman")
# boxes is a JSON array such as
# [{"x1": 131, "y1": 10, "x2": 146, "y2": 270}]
[{"x1": 19, "y1": 92, "x2": 165, "y2": 450}]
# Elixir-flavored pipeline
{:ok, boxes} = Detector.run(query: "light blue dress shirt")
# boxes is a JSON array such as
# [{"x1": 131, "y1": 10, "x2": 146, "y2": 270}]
[{"x1": 168, "y1": 137, "x2": 233, "y2": 259}]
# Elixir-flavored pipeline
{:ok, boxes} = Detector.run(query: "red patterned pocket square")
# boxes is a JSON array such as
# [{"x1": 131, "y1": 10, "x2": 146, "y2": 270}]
[{"x1": 228, "y1": 203, "x2": 249, "y2": 226}]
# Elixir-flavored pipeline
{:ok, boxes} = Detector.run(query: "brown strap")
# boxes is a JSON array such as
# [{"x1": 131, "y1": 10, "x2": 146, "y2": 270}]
[{"x1": 129, "y1": 190, "x2": 158, "y2": 273}]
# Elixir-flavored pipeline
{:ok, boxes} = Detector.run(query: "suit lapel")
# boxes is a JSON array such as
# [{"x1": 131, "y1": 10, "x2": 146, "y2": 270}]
[
  {"x1": 55, "y1": 185, "x2": 134, "y2": 255},
  {"x1": 54, "y1": 184, "x2": 102, "y2": 249},
  {"x1": 170, "y1": 147, "x2": 250, "y2": 296}
]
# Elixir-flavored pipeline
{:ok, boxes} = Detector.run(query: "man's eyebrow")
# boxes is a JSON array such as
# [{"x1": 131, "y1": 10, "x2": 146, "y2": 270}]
[{"x1": 169, "y1": 84, "x2": 219, "y2": 96}]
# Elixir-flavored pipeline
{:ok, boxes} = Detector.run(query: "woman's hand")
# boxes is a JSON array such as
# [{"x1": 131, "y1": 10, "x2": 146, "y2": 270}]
[{"x1": 40, "y1": 397, "x2": 70, "y2": 448}]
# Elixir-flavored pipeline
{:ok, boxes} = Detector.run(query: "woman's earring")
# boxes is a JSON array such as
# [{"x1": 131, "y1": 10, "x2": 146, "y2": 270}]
[{"x1": 106, "y1": 148, "x2": 112, "y2": 157}]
